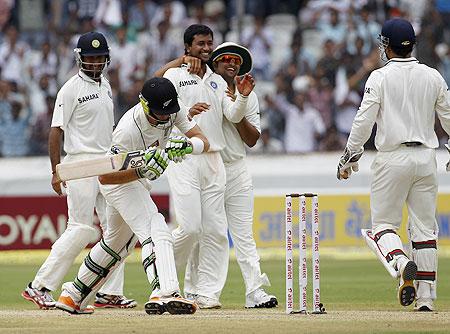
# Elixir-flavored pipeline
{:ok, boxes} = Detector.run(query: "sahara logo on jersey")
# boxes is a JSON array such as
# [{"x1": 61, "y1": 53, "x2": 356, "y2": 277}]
[
  {"x1": 179, "y1": 80, "x2": 198, "y2": 87},
  {"x1": 78, "y1": 93, "x2": 100, "y2": 104}
]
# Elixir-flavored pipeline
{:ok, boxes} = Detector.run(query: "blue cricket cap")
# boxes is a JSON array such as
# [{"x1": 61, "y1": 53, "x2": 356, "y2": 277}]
[{"x1": 381, "y1": 18, "x2": 416, "y2": 48}]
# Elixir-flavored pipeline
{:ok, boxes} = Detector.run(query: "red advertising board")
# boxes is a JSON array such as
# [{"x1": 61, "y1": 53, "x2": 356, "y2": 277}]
[{"x1": 0, "y1": 195, "x2": 169, "y2": 250}]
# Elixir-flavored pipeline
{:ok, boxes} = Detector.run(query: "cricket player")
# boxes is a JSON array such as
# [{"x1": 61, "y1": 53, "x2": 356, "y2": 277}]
[
  {"x1": 183, "y1": 42, "x2": 278, "y2": 308},
  {"x1": 22, "y1": 31, "x2": 135, "y2": 310},
  {"x1": 155, "y1": 24, "x2": 255, "y2": 308},
  {"x1": 55, "y1": 77, "x2": 209, "y2": 315},
  {"x1": 337, "y1": 18, "x2": 450, "y2": 311}
]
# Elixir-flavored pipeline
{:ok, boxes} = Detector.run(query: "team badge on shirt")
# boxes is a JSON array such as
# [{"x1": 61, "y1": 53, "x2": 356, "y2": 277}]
[{"x1": 210, "y1": 81, "x2": 218, "y2": 89}]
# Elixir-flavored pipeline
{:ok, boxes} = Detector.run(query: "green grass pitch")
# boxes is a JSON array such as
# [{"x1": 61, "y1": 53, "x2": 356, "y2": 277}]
[{"x1": 0, "y1": 250, "x2": 449, "y2": 333}]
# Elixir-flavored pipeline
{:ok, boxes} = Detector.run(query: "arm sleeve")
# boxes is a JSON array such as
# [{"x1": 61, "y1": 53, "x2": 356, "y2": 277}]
[
  {"x1": 222, "y1": 89, "x2": 249, "y2": 123},
  {"x1": 245, "y1": 93, "x2": 261, "y2": 133},
  {"x1": 51, "y1": 84, "x2": 76, "y2": 130},
  {"x1": 435, "y1": 74, "x2": 450, "y2": 142},
  {"x1": 346, "y1": 71, "x2": 381, "y2": 151}
]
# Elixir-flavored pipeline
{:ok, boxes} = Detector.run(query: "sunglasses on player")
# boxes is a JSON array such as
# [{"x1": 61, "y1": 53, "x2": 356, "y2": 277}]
[{"x1": 215, "y1": 54, "x2": 242, "y2": 66}]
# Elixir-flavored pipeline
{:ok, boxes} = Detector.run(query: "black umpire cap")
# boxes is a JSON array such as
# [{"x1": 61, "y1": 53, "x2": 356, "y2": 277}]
[
  {"x1": 76, "y1": 31, "x2": 110, "y2": 56},
  {"x1": 381, "y1": 18, "x2": 416, "y2": 48},
  {"x1": 140, "y1": 77, "x2": 180, "y2": 115}
]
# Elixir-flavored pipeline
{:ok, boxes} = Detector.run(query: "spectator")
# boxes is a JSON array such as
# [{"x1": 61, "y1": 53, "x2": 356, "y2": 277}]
[
  {"x1": 281, "y1": 29, "x2": 315, "y2": 76},
  {"x1": 145, "y1": 20, "x2": 179, "y2": 77},
  {"x1": 278, "y1": 90, "x2": 326, "y2": 153},
  {"x1": 28, "y1": 40, "x2": 58, "y2": 82},
  {"x1": 316, "y1": 39, "x2": 340, "y2": 86},
  {"x1": 29, "y1": 95, "x2": 55, "y2": 156},
  {"x1": 308, "y1": 74, "x2": 334, "y2": 129},
  {"x1": 28, "y1": 74, "x2": 57, "y2": 122},
  {"x1": 109, "y1": 26, "x2": 141, "y2": 92},
  {"x1": 262, "y1": 74, "x2": 291, "y2": 142},
  {"x1": 151, "y1": 0, "x2": 187, "y2": 29},
  {"x1": 318, "y1": 8, "x2": 346, "y2": 48},
  {"x1": 0, "y1": 97, "x2": 31, "y2": 157},
  {"x1": 94, "y1": 0, "x2": 123, "y2": 30},
  {"x1": 0, "y1": 25, "x2": 29, "y2": 87},
  {"x1": 242, "y1": 15, "x2": 273, "y2": 80},
  {"x1": 128, "y1": 0, "x2": 158, "y2": 33},
  {"x1": 356, "y1": 6, "x2": 381, "y2": 47},
  {"x1": 0, "y1": 1, "x2": 14, "y2": 32}
]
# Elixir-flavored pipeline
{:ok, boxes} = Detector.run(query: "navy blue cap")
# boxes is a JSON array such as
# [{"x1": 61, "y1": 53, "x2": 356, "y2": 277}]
[
  {"x1": 76, "y1": 31, "x2": 109, "y2": 56},
  {"x1": 141, "y1": 77, "x2": 180, "y2": 115},
  {"x1": 381, "y1": 18, "x2": 416, "y2": 48}
]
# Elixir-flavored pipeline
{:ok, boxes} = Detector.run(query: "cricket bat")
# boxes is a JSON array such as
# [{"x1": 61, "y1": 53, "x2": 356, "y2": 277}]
[{"x1": 56, "y1": 145, "x2": 192, "y2": 182}]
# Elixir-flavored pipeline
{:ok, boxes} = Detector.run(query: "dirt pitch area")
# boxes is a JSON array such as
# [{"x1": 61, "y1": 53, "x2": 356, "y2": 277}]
[{"x1": 1, "y1": 309, "x2": 449, "y2": 334}]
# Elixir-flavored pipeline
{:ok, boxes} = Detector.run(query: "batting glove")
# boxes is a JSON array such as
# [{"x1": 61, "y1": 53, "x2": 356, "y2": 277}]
[
  {"x1": 337, "y1": 147, "x2": 364, "y2": 180},
  {"x1": 165, "y1": 136, "x2": 191, "y2": 163},
  {"x1": 136, "y1": 148, "x2": 169, "y2": 180}
]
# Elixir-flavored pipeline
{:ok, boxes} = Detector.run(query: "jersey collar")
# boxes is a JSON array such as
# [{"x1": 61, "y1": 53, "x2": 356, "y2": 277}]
[
  {"x1": 78, "y1": 70, "x2": 103, "y2": 83},
  {"x1": 385, "y1": 57, "x2": 419, "y2": 66}
]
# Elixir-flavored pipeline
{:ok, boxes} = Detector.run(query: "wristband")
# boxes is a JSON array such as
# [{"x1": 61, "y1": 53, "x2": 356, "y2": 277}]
[{"x1": 189, "y1": 137, "x2": 205, "y2": 154}]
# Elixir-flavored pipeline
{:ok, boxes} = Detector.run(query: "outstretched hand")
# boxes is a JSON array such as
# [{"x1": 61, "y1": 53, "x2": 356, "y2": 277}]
[{"x1": 236, "y1": 74, "x2": 255, "y2": 97}]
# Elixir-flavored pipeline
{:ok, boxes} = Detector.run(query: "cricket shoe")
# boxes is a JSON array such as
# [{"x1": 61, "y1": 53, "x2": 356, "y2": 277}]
[
  {"x1": 196, "y1": 295, "x2": 222, "y2": 309},
  {"x1": 145, "y1": 293, "x2": 197, "y2": 315},
  {"x1": 398, "y1": 260, "x2": 417, "y2": 306},
  {"x1": 55, "y1": 284, "x2": 94, "y2": 315},
  {"x1": 144, "y1": 297, "x2": 167, "y2": 315},
  {"x1": 94, "y1": 292, "x2": 137, "y2": 309},
  {"x1": 414, "y1": 298, "x2": 434, "y2": 312},
  {"x1": 21, "y1": 283, "x2": 56, "y2": 310},
  {"x1": 245, "y1": 288, "x2": 278, "y2": 308},
  {"x1": 185, "y1": 292, "x2": 198, "y2": 302}
]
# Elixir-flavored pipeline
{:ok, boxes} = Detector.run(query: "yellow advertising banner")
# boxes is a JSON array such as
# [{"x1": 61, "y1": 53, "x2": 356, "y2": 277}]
[{"x1": 252, "y1": 194, "x2": 450, "y2": 248}]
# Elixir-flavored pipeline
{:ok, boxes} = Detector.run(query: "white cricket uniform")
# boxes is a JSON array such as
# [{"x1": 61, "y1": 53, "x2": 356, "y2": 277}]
[
  {"x1": 32, "y1": 71, "x2": 124, "y2": 296},
  {"x1": 73, "y1": 103, "x2": 197, "y2": 303},
  {"x1": 164, "y1": 65, "x2": 248, "y2": 301},
  {"x1": 184, "y1": 91, "x2": 270, "y2": 297},
  {"x1": 346, "y1": 57, "x2": 450, "y2": 299}
]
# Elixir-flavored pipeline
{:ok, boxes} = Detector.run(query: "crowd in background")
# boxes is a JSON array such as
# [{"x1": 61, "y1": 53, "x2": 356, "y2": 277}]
[{"x1": 0, "y1": 0, "x2": 449, "y2": 157}]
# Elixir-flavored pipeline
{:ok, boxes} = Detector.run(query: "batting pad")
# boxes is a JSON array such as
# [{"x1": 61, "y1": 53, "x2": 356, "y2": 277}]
[
  {"x1": 152, "y1": 213, "x2": 179, "y2": 297},
  {"x1": 78, "y1": 235, "x2": 138, "y2": 309}
]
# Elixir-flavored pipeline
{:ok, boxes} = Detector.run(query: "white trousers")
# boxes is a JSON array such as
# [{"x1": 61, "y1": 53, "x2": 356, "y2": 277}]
[
  {"x1": 73, "y1": 180, "x2": 179, "y2": 304},
  {"x1": 32, "y1": 153, "x2": 124, "y2": 294},
  {"x1": 167, "y1": 152, "x2": 229, "y2": 300},
  {"x1": 371, "y1": 146, "x2": 438, "y2": 296},
  {"x1": 185, "y1": 159, "x2": 270, "y2": 296}
]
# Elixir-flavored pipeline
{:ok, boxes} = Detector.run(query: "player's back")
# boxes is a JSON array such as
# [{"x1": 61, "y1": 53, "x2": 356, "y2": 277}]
[{"x1": 373, "y1": 58, "x2": 445, "y2": 149}]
